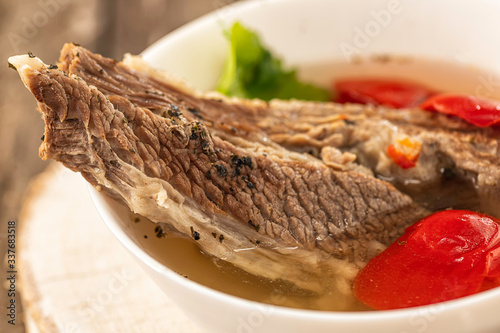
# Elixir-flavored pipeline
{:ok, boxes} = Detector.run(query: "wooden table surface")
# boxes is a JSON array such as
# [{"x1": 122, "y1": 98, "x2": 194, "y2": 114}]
[{"x1": 0, "y1": 1, "x2": 238, "y2": 332}]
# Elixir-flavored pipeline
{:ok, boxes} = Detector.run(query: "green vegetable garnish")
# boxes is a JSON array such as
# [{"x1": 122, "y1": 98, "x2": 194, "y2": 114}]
[{"x1": 216, "y1": 22, "x2": 330, "y2": 101}]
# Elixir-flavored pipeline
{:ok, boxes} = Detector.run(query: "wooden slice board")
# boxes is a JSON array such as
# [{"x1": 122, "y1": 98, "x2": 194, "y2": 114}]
[{"x1": 19, "y1": 163, "x2": 203, "y2": 332}]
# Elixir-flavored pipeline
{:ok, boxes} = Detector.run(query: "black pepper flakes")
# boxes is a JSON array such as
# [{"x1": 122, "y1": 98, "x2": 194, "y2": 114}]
[
  {"x1": 212, "y1": 232, "x2": 217, "y2": 238},
  {"x1": 48, "y1": 64, "x2": 58, "y2": 69},
  {"x1": 247, "y1": 181, "x2": 255, "y2": 189},
  {"x1": 99, "y1": 68, "x2": 104, "y2": 74},
  {"x1": 187, "y1": 107, "x2": 203, "y2": 119},
  {"x1": 231, "y1": 155, "x2": 253, "y2": 177},
  {"x1": 215, "y1": 164, "x2": 227, "y2": 178},
  {"x1": 143, "y1": 235, "x2": 148, "y2": 239},
  {"x1": 129, "y1": 148, "x2": 136, "y2": 154},
  {"x1": 200, "y1": 140, "x2": 214, "y2": 156},
  {"x1": 343, "y1": 119, "x2": 356, "y2": 125},
  {"x1": 239, "y1": 155, "x2": 253, "y2": 168},
  {"x1": 168, "y1": 109, "x2": 181, "y2": 117},
  {"x1": 28, "y1": 51, "x2": 35, "y2": 58},
  {"x1": 219, "y1": 234, "x2": 224, "y2": 243},
  {"x1": 256, "y1": 240, "x2": 261, "y2": 244},
  {"x1": 41, "y1": 134, "x2": 45, "y2": 141},
  {"x1": 168, "y1": 104, "x2": 182, "y2": 117},
  {"x1": 248, "y1": 220, "x2": 260, "y2": 232},
  {"x1": 190, "y1": 131, "x2": 199, "y2": 140},
  {"x1": 154, "y1": 226, "x2": 166, "y2": 238},
  {"x1": 190, "y1": 226, "x2": 200, "y2": 240}
]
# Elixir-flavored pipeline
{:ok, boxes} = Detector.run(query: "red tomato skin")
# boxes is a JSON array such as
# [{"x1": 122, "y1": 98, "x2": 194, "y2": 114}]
[
  {"x1": 353, "y1": 210, "x2": 500, "y2": 310},
  {"x1": 334, "y1": 79, "x2": 435, "y2": 108},
  {"x1": 420, "y1": 94, "x2": 500, "y2": 127}
]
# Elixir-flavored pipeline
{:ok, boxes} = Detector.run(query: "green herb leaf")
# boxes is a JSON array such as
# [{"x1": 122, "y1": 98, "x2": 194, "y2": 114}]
[{"x1": 216, "y1": 22, "x2": 330, "y2": 102}]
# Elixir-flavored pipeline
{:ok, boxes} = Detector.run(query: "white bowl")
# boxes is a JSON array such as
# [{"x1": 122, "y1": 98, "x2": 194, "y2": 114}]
[{"x1": 90, "y1": 0, "x2": 500, "y2": 332}]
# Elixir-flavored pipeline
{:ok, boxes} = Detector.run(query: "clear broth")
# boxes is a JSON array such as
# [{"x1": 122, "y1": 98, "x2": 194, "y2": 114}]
[
  {"x1": 299, "y1": 55, "x2": 500, "y2": 100},
  {"x1": 132, "y1": 215, "x2": 370, "y2": 311}
]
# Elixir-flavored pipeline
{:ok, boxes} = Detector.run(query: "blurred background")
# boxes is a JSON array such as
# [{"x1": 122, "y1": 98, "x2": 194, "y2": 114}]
[{"x1": 0, "y1": 0, "x2": 238, "y2": 332}]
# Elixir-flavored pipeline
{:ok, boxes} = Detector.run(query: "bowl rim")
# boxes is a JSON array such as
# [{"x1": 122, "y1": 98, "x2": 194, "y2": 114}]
[{"x1": 91, "y1": 0, "x2": 500, "y2": 324}]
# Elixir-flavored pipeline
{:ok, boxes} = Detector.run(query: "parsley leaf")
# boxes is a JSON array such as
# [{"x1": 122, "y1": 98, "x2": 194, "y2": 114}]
[{"x1": 216, "y1": 22, "x2": 330, "y2": 101}]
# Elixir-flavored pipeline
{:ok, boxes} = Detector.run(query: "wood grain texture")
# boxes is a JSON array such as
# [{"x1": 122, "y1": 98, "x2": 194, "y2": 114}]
[{"x1": 0, "y1": 0, "x2": 238, "y2": 332}]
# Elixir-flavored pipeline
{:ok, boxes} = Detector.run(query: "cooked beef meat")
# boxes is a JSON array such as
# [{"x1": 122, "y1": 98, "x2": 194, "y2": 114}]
[
  {"x1": 58, "y1": 44, "x2": 500, "y2": 215},
  {"x1": 9, "y1": 44, "x2": 499, "y2": 292}
]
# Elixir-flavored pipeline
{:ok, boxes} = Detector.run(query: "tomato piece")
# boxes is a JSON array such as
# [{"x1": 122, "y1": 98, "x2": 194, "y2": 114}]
[
  {"x1": 386, "y1": 137, "x2": 422, "y2": 169},
  {"x1": 420, "y1": 94, "x2": 500, "y2": 127},
  {"x1": 334, "y1": 79, "x2": 435, "y2": 108},
  {"x1": 353, "y1": 210, "x2": 500, "y2": 310}
]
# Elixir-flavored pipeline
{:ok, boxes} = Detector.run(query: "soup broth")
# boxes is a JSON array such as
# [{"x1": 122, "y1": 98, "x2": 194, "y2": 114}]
[{"x1": 132, "y1": 214, "x2": 370, "y2": 311}]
